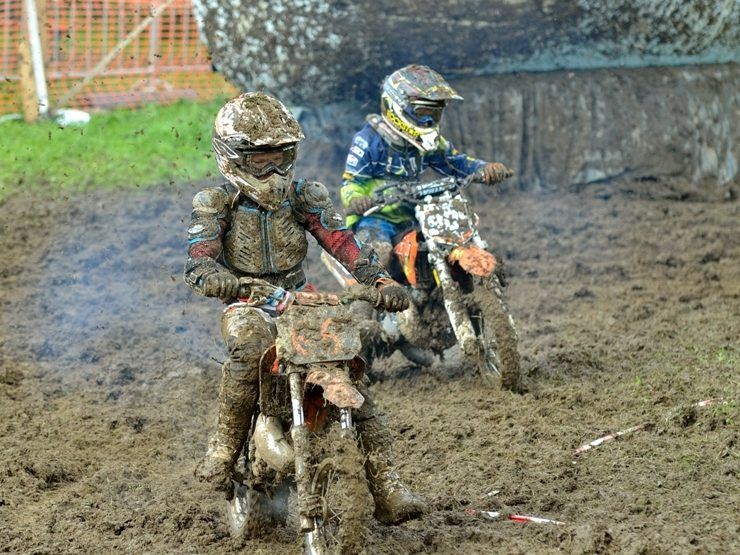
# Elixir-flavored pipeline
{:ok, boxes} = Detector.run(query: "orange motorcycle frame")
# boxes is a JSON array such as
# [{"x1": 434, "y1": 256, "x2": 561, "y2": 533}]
[
  {"x1": 392, "y1": 230, "x2": 420, "y2": 286},
  {"x1": 394, "y1": 231, "x2": 496, "y2": 284}
]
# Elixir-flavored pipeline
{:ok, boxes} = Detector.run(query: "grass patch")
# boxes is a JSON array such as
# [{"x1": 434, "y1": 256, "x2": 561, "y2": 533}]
[{"x1": 1, "y1": 99, "x2": 229, "y2": 199}]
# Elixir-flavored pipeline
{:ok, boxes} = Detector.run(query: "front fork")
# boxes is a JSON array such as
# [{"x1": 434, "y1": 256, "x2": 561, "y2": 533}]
[
  {"x1": 288, "y1": 371, "x2": 314, "y2": 534},
  {"x1": 289, "y1": 368, "x2": 354, "y2": 549},
  {"x1": 428, "y1": 244, "x2": 479, "y2": 357}
]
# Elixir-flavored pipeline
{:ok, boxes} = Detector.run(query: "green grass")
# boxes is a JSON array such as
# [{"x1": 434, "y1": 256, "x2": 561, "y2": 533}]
[{"x1": 0, "y1": 98, "x2": 229, "y2": 199}]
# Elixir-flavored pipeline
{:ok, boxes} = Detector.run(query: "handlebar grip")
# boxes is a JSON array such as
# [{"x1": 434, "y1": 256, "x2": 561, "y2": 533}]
[
  {"x1": 235, "y1": 281, "x2": 250, "y2": 299},
  {"x1": 237, "y1": 276, "x2": 279, "y2": 299}
]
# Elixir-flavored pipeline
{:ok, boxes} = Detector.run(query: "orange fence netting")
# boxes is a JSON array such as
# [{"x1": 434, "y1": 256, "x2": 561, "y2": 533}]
[{"x1": 1, "y1": 0, "x2": 236, "y2": 115}]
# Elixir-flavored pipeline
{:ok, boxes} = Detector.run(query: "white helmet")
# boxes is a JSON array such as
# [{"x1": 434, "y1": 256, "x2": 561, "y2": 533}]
[{"x1": 212, "y1": 92, "x2": 304, "y2": 210}]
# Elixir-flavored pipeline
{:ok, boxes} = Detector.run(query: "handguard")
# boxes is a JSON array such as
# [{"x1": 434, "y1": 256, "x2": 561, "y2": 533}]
[
  {"x1": 236, "y1": 276, "x2": 295, "y2": 313},
  {"x1": 351, "y1": 244, "x2": 392, "y2": 286}
]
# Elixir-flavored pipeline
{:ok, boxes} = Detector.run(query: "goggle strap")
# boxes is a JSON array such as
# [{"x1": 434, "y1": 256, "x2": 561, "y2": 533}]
[{"x1": 236, "y1": 144, "x2": 296, "y2": 156}]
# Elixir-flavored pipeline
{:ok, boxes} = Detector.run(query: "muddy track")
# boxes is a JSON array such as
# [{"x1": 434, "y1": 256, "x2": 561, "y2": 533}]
[{"x1": 1, "y1": 179, "x2": 738, "y2": 554}]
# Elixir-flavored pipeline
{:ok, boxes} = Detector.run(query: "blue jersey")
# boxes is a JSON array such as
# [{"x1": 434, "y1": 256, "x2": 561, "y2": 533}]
[{"x1": 340, "y1": 120, "x2": 486, "y2": 226}]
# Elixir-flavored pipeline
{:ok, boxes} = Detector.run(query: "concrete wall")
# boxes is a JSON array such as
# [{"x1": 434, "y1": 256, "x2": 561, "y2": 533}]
[
  {"x1": 295, "y1": 64, "x2": 738, "y2": 193},
  {"x1": 192, "y1": 1, "x2": 739, "y2": 191},
  {"x1": 446, "y1": 64, "x2": 739, "y2": 190},
  {"x1": 193, "y1": 0, "x2": 739, "y2": 104}
]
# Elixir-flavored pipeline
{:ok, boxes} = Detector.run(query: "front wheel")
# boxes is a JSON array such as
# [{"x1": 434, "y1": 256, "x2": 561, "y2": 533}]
[
  {"x1": 305, "y1": 424, "x2": 373, "y2": 555},
  {"x1": 226, "y1": 481, "x2": 270, "y2": 541},
  {"x1": 467, "y1": 278, "x2": 522, "y2": 392}
]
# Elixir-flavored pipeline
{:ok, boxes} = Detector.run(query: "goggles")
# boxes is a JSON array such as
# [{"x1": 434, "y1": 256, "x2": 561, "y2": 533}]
[
  {"x1": 406, "y1": 100, "x2": 445, "y2": 127},
  {"x1": 214, "y1": 136, "x2": 297, "y2": 177}
]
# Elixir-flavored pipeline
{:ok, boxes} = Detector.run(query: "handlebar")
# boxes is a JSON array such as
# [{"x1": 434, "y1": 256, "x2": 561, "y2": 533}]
[
  {"x1": 364, "y1": 171, "x2": 486, "y2": 213},
  {"x1": 340, "y1": 284, "x2": 383, "y2": 307},
  {"x1": 237, "y1": 277, "x2": 399, "y2": 313},
  {"x1": 361, "y1": 205, "x2": 384, "y2": 217}
]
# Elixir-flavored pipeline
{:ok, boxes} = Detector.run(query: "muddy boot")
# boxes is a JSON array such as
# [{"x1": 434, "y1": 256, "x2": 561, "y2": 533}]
[
  {"x1": 356, "y1": 416, "x2": 427, "y2": 524},
  {"x1": 195, "y1": 361, "x2": 258, "y2": 494}
]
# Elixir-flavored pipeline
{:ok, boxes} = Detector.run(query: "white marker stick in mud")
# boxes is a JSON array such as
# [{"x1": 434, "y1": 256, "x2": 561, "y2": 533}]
[
  {"x1": 694, "y1": 398, "x2": 725, "y2": 408},
  {"x1": 465, "y1": 509, "x2": 564, "y2": 525},
  {"x1": 574, "y1": 397, "x2": 728, "y2": 456},
  {"x1": 574, "y1": 423, "x2": 648, "y2": 455},
  {"x1": 509, "y1": 514, "x2": 565, "y2": 525}
]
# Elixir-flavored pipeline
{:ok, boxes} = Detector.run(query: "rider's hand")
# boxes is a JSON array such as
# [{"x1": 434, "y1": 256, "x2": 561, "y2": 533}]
[
  {"x1": 376, "y1": 279, "x2": 410, "y2": 312},
  {"x1": 202, "y1": 271, "x2": 240, "y2": 299},
  {"x1": 348, "y1": 197, "x2": 374, "y2": 216},
  {"x1": 480, "y1": 162, "x2": 514, "y2": 185}
]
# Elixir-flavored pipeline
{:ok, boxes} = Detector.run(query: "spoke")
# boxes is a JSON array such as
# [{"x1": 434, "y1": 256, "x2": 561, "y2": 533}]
[{"x1": 487, "y1": 359, "x2": 501, "y2": 376}]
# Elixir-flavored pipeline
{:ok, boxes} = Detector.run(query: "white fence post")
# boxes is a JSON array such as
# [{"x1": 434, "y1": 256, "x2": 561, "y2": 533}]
[{"x1": 24, "y1": 0, "x2": 48, "y2": 116}]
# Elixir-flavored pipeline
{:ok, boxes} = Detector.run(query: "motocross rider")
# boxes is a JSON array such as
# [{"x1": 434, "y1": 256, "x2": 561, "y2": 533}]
[
  {"x1": 340, "y1": 64, "x2": 514, "y2": 364},
  {"x1": 184, "y1": 92, "x2": 426, "y2": 524}
]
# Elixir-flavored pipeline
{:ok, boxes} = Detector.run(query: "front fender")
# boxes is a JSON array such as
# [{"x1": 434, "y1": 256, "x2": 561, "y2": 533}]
[
  {"x1": 448, "y1": 245, "x2": 496, "y2": 277},
  {"x1": 305, "y1": 364, "x2": 365, "y2": 410}
]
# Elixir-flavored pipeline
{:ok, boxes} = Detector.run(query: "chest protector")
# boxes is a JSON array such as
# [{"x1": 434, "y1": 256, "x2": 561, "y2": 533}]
[{"x1": 223, "y1": 198, "x2": 308, "y2": 275}]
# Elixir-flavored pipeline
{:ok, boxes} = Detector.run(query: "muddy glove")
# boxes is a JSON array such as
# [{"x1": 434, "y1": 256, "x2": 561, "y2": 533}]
[
  {"x1": 348, "y1": 196, "x2": 375, "y2": 216},
  {"x1": 202, "y1": 271, "x2": 239, "y2": 299},
  {"x1": 375, "y1": 278, "x2": 410, "y2": 312},
  {"x1": 480, "y1": 162, "x2": 514, "y2": 185}
]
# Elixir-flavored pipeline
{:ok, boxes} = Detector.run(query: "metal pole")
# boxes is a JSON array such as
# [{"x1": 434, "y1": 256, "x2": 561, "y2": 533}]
[{"x1": 25, "y1": 0, "x2": 48, "y2": 116}]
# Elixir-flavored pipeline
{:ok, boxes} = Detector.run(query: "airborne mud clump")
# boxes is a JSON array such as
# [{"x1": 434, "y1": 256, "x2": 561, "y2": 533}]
[{"x1": 0, "y1": 180, "x2": 738, "y2": 553}]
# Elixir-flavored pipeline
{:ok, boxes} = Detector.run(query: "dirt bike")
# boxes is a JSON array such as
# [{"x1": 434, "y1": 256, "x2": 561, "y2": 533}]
[
  {"x1": 322, "y1": 173, "x2": 522, "y2": 391},
  {"x1": 225, "y1": 278, "x2": 395, "y2": 555}
]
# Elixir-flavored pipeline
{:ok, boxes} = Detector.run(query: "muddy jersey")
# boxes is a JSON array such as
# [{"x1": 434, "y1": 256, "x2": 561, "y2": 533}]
[{"x1": 184, "y1": 179, "x2": 389, "y2": 294}]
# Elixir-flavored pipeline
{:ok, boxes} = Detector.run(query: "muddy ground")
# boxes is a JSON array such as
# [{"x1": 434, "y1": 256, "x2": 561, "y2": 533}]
[{"x1": 0, "y1": 177, "x2": 738, "y2": 554}]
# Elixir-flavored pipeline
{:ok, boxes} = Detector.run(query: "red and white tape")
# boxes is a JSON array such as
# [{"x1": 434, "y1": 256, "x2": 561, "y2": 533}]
[{"x1": 464, "y1": 508, "x2": 564, "y2": 525}]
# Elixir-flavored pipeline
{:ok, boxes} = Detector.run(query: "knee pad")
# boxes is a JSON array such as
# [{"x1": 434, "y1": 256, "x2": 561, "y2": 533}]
[
  {"x1": 221, "y1": 305, "x2": 276, "y2": 370},
  {"x1": 222, "y1": 360, "x2": 260, "y2": 384},
  {"x1": 368, "y1": 240, "x2": 393, "y2": 269}
]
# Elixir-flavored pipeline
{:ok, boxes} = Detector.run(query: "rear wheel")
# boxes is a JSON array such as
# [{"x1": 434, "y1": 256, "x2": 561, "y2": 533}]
[
  {"x1": 306, "y1": 425, "x2": 373, "y2": 555},
  {"x1": 468, "y1": 278, "x2": 522, "y2": 392}
]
